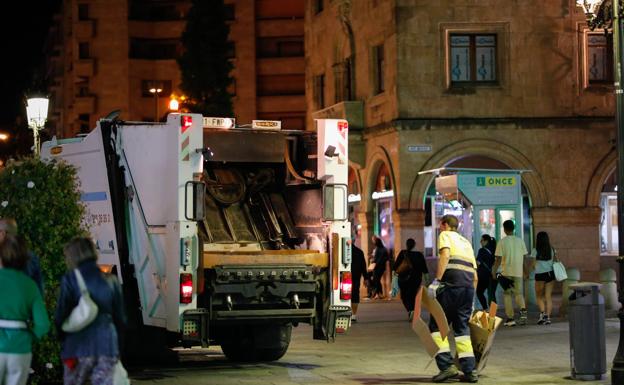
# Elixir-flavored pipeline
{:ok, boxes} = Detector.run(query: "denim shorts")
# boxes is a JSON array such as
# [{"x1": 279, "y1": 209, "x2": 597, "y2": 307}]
[{"x1": 535, "y1": 271, "x2": 555, "y2": 283}]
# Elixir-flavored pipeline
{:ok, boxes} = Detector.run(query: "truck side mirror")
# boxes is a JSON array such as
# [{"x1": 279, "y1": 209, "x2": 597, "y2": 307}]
[
  {"x1": 185, "y1": 181, "x2": 206, "y2": 221},
  {"x1": 322, "y1": 183, "x2": 347, "y2": 221}
]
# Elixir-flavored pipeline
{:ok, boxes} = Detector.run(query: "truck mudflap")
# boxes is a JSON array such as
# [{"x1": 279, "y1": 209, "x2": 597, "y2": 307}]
[{"x1": 325, "y1": 305, "x2": 352, "y2": 342}]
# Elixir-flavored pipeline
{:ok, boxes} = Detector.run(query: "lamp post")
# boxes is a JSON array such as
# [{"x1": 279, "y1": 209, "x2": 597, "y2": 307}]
[
  {"x1": 25, "y1": 97, "x2": 49, "y2": 157},
  {"x1": 149, "y1": 87, "x2": 162, "y2": 121},
  {"x1": 577, "y1": 1, "x2": 624, "y2": 383}
]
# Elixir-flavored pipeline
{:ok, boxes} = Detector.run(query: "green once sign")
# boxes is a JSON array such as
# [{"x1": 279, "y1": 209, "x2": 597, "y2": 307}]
[{"x1": 459, "y1": 173, "x2": 520, "y2": 205}]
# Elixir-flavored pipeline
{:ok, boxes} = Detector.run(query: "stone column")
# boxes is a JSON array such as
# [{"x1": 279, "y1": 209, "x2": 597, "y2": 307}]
[
  {"x1": 531, "y1": 207, "x2": 602, "y2": 282},
  {"x1": 392, "y1": 209, "x2": 426, "y2": 255}
]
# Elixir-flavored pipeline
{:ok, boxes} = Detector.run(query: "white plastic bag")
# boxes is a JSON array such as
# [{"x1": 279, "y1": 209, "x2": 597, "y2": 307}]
[{"x1": 113, "y1": 360, "x2": 130, "y2": 385}]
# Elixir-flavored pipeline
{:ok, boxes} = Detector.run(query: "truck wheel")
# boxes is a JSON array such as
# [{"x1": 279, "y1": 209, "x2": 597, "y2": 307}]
[{"x1": 220, "y1": 324, "x2": 292, "y2": 362}]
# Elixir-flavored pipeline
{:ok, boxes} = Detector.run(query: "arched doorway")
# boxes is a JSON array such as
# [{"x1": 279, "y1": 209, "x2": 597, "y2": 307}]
[
  {"x1": 372, "y1": 163, "x2": 394, "y2": 253},
  {"x1": 348, "y1": 167, "x2": 362, "y2": 246},
  {"x1": 600, "y1": 170, "x2": 617, "y2": 255},
  {"x1": 422, "y1": 155, "x2": 533, "y2": 255}
]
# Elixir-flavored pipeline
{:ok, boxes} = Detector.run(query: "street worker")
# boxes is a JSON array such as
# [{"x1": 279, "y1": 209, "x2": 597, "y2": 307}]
[
  {"x1": 492, "y1": 220, "x2": 528, "y2": 327},
  {"x1": 428, "y1": 214, "x2": 478, "y2": 383}
]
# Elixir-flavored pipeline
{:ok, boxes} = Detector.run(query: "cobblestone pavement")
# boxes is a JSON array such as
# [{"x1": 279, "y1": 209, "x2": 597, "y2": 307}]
[{"x1": 130, "y1": 299, "x2": 619, "y2": 385}]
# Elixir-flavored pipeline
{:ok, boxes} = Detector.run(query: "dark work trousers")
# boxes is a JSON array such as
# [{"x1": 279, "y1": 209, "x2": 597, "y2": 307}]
[{"x1": 429, "y1": 285, "x2": 476, "y2": 374}]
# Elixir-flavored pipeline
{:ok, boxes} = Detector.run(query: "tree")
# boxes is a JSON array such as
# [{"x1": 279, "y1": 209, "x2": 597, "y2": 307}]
[
  {"x1": 0, "y1": 157, "x2": 85, "y2": 384},
  {"x1": 178, "y1": 0, "x2": 233, "y2": 116}
]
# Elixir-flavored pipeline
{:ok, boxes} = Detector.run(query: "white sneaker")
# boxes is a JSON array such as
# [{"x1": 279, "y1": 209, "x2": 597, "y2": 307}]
[
  {"x1": 504, "y1": 318, "x2": 516, "y2": 327},
  {"x1": 351, "y1": 315, "x2": 358, "y2": 323}
]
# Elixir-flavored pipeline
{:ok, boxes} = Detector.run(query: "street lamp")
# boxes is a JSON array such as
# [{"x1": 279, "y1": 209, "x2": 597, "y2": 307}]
[
  {"x1": 25, "y1": 97, "x2": 49, "y2": 156},
  {"x1": 169, "y1": 96, "x2": 179, "y2": 112},
  {"x1": 0, "y1": 133, "x2": 8, "y2": 141},
  {"x1": 576, "y1": 0, "x2": 624, "y2": 383},
  {"x1": 149, "y1": 87, "x2": 162, "y2": 121}
]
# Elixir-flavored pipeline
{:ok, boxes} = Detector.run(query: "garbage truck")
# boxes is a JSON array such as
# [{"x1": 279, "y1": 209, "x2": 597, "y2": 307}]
[{"x1": 41, "y1": 113, "x2": 352, "y2": 362}]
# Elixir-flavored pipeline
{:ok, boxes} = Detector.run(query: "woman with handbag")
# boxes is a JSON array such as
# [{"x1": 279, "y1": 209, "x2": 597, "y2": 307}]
[
  {"x1": 0, "y1": 235, "x2": 50, "y2": 385},
  {"x1": 392, "y1": 238, "x2": 428, "y2": 320},
  {"x1": 55, "y1": 237, "x2": 127, "y2": 385},
  {"x1": 528, "y1": 231, "x2": 556, "y2": 325}
]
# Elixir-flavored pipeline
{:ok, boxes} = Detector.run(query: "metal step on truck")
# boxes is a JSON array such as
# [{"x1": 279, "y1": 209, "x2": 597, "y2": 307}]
[{"x1": 41, "y1": 113, "x2": 352, "y2": 362}]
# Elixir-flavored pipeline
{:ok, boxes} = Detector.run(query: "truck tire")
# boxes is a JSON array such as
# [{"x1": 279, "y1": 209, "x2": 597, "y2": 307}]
[{"x1": 220, "y1": 324, "x2": 292, "y2": 362}]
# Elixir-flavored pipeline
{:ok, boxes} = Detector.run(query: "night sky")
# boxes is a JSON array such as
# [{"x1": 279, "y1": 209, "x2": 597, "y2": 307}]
[{"x1": 1, "y1": 1, "x2": 61, "y2": 126}]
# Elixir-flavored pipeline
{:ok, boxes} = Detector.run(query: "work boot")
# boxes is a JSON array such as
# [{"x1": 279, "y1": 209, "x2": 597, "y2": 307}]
[
  {"x1": 432, "y1": 366, "x2": 459, "y2": 383},
  {"x1": 462, "y1": 372, "x2": 479, "y2": 383},
  {"x1": 518, "y1": 309, "x2": 528, "y2": 325}
]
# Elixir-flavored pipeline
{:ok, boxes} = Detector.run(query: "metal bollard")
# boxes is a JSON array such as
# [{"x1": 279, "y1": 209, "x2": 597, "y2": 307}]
[
  {"x1": 559, "y1": 268, "x2": 580, "y2": 318},
  {"x1": 599, "y1": 268, "x2": 619, "y2": 311}
]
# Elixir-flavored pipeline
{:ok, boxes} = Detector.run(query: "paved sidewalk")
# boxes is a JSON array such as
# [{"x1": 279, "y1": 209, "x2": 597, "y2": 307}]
[{"x1": 131, "y1": 299, "x2": 619, "y2": 385}]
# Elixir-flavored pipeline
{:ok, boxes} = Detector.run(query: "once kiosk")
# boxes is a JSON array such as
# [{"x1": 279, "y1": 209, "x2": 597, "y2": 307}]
[{"x1": 419, "y1": 167, "x2": 528, "y2": 256}]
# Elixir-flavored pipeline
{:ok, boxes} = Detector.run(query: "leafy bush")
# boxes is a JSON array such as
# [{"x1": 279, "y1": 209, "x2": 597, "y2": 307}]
[{"x1": 0, "y1": 157, "x2": 86, "y2": 384}]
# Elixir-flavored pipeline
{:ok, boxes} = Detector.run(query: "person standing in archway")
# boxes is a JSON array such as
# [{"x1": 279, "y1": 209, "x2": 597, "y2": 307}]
[
  {"x1": 476, "y1": 234, "x2": 496, "y2": 311},
  {"x1": 528, "y1": 231, "x2": 556, "y2": 325},
  {"x1": 492, "y1": 220, "x2": 528, "y2": 327},
  {"x1": 368, "y1": 235, "x2": 388, "y2": 299}
]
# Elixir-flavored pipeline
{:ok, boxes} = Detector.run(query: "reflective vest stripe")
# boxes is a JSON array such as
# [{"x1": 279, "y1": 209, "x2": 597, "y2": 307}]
[
  {"x1": 449, "y1": 258, "x2": 475, "y2": 267},
  {"x1": 455, "y1": 334, "x2": 474, "y2": 358},
  {"x1": 446, "y1": 263, "x2": 476, "y2": 274},
  {"x1": 431, "y1": 331, "x2": 450, "y2": 354}
]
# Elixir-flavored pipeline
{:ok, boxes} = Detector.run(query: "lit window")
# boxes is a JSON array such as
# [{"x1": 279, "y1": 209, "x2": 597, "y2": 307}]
[{"x1": 449, "y1": 34, "x2": 497, "y2": 83}]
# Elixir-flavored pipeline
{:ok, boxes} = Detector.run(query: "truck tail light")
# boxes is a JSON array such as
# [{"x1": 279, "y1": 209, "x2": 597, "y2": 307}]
[
  {"x1": 181, "y1": 115, "x2": 193, "y2": 133},
  {"x1": 180, "y1": 273, "x2": 193, "y2": 304},
  {"x1": 340, "y1": 271, "x2": 352, "y2": 300}
]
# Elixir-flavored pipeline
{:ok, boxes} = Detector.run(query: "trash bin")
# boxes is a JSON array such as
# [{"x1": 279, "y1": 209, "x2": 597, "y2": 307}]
[{"x1": 568, "y1": 282, "x2": 606, "y2": 381}]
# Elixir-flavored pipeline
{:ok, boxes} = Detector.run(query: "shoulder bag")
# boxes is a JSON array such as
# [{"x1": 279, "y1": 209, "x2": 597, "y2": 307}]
[
  {"x1": 552, "y1": 258, "x2": 567, "y2": 282},
  {"x1": 395, "y1": 251, "x2": 413, "y2": 275},
  {"x1": 62, "y1": 269, "x2": 99, "y2": 333}
]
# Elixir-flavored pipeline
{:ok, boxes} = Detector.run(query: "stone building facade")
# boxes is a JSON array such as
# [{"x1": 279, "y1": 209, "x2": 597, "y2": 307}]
[
  {"x1": 45, "y1": 0, "x2": 305, "y2": 137},
  {"x1": 306, "y1": 0, "x2": 618, "y2": 281}
]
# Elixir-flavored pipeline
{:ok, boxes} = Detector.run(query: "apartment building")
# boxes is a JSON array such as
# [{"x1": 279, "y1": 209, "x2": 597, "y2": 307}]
[{"x1": 45, "y1": 0, "x2": 305, "y2": 137}]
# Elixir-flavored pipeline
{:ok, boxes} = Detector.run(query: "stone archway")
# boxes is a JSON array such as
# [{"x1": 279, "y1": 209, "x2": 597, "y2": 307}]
[
  {"x1": 586, "y1": 149, "x2": 617, "y2": 207},
  {"x1": 363, "y1": 146, "x2": 397, "y2": 212},
  {"x1": 408, "y1": 138, "x2": 548, "y2": 210}
]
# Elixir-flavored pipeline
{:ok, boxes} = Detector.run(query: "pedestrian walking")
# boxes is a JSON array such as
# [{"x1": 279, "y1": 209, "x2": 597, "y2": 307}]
[
  {"x1": 428, "y1": 215, "x2": 478, "y2": 383},
  {"x1": 55, "y1": 237, "x2": 127, "y2": 385},
  {"x1": 492, "y1": 220, "x2": 528, "y2": 327},
  {"x1": 475, "y1": 234, "x2": 496, "y2": 311},
  {"x1": 350, "y1": 243, "x2": 367, "y2": 322},
  {"x1": 0, "y1": 218, "x2": 43, "y2": 293},
  {"x1": 0, "y1": 235, "x2": 50, "y2": 385},
  {"x1": 393, "y1": 238, "x2": 428, "y2": 321},
  {"x1": 528, "y1": 231, "x2": 556, "y2": 325},
  {"x1": 367, "y1": 235, "x2": 389, "y2": 299}
]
